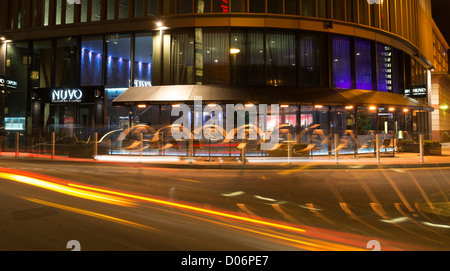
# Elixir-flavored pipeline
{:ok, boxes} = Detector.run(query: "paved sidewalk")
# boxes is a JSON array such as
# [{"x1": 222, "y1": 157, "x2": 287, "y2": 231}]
[{"x1": 94, "y1": 144, "x2": 450, "y2": 170}]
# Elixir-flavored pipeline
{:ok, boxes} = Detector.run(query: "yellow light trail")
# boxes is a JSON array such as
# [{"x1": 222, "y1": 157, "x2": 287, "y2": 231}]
[
  {"x1": 21, "y1": 196, "x2": 161, "y2": 232},
  {"x1": 0, "y1": 172, "x2": 136, "y2": 207},
  {"x1": 68, "y1": 183, "x2": 308, "y2": 235}
]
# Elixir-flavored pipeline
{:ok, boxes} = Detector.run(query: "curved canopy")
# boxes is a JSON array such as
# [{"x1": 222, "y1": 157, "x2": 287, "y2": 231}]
[{"x1": 113, "y1": 85, "x2": 433, "y2": 111}]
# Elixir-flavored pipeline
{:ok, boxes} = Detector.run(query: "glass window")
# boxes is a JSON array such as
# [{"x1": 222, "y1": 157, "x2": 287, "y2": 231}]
[
  {"x1": 231, "y1": 29, "x2": 264, "y2": 86},
  {"x1": 31, "y1": 40, "x2": 53, "y2": 88},
  {"x1": 146, "y1": 0, "x2": 159, "y2": 16},
  {"x1": 66, "y1": 1, "x2": 75, "y2": 24},
  {"x1": 317, "y1": 0, "x2": 328, "y2": 18},
  {"x1": 346, "y1": 0, "x2": 357, "y2": 23},
  {"x1": 5, "y1": 42, "x2": 28, "y2": 126},
  {"x1": 196, "y1": 0, "x2": 211, "y2": 13},
  {"x1": 355, "y1": 39, "x2": 373, "y2": 90},
  {"x1": 231, "y1": 0, "x2": 247, "y2": 12},
  {"x1": 380, "y1": 0, "x2": 389, "y2": 30},
  {"x1": 55, "y1": 37, "x2": 78, "y2": 87},
  {"x1": 332, "y1": 36, "x2": 351, "y2": 89},
  {"x1": 299, "y1": 32, "x2": 326, "y2": 87},
  {"x1": 249, "y1": 0, "x2": 265, "y2": 13},
  {"x1": 107, "y1": 33, "x2": 131, "y2": 88},
  {"x1": 266, "y1": 30, "x2": 297, "y2": 86},
  {"x1": 81, "y1": 36, "x2": 104, "y2": 86},
  {"x1": 171, "y1": 30, "x2": 195, "y2": 84},
  {"x1": 56, "y1": 0, "x2": 62, "y2": 25},
  {"x1": 359, "y1": 0, "x2": 369, "y2": 26},
  {"x1": 333, "y1": 0, "x2": 345, "y2": 21},
  {"x1": 81, "y1": 0, "x2": 88, "y2": 22},
  {"x1": 392, "y1": 48, "x2": 404, "y2": 94},
  {"x1": 118, "y1": 0, "x2": 129, "y2": 18},
  {"x1": 285, "y1": 0, "x2": 298, "y2": 15},
  {"x1": 301, "y1": 0, "x2": 315, "y2": 16},
  {"x1": 134, "y1": 33, "x2": 153, "y2": 87},
  {"x1": 43, "y1": 0, "x2": 50, "y2": 26},
  {"x1": 201, "y1": 28, "x2": 230, "y2": 85},
  {"x1": 92, "y1": 0, "x2": 102, "y2": 21},
  {"x1": 178, "y1": 0, "x2": 193, "y2": 13},
  {"x1": 108, "y1": 0, "x2": 115, "y2": 20},
  {"x1": 377, "y1": 44, "x2": 392, "y2": 92},
  {"x1": 267, "y1": 0, "x2": 283, "y2": 14},
  {"x1": 135, "y1": 0, "x2": 144, "y2": 17}
]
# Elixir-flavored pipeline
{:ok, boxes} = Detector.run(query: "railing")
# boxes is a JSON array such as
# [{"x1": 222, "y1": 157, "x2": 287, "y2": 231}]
[{"x1": 0, "y1": 124, "x2": 431, "y2": 165}]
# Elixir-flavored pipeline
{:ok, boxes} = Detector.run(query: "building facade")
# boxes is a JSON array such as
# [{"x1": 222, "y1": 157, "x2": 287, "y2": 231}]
[
  {"x1": 0, "y1": 0, "x2": 437, "y2": 156},
  {"x1": 430, "y1": 19, "x2": 450, "y2": 142}
]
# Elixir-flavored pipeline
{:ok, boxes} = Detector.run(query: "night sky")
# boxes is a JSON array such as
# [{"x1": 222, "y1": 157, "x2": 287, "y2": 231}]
[{"x1": 432, "y1": 0, "x2": 450, "y2": 45}]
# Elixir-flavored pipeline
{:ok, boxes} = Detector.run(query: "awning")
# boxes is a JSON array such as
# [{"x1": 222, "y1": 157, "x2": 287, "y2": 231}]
[{"x1": 112, "y1": 85, "x2": 433, "y2": 111}]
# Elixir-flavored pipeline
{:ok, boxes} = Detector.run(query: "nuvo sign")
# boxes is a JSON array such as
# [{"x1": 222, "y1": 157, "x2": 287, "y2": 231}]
[{"x1": 52, "y1": 89, "x2": 84, "y2": 103}]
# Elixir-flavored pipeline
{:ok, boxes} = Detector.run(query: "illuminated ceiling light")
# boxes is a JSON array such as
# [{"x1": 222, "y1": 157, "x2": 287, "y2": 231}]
[
  {"x1": 0, "y1": 37, "x2": 5, "y2": 41},
  {"x1": 245, "y1": 104, "x2": 254, "y2": 108},
  {"x1": 315, "y1": 105, "x2": 323, "y2": 109},
  {"x1": 389, "y1": 107, "x2": 396, "y2": 112},
  {"x1": 403, "y1": 108, "x2": 409, "y2": 113},
  {"x1": 207, "y1": 104, "x2": 218, "y2": 107},
  {"x1": 369, "y1": 106, "x2": 377, "y2": 111},
  {"x1": 172, "y1": 104, "x2": 181, "y2": 108},
  {"x1": 137, "y1": 104, "x2": 147, "y2": 108},
  {"x1": 440, "y1": 105, "x2": 448, "y2": 110},
  {"x1": 345, "y1": 105, "x2": 354, "y2": 110},
  {"x1": 280, "y1": 105, "x2": 289, "y2": 108},
  {"x1": 230, "y1": 48, "x2": 241, "y2": 54},
  {"x1": 156, "y1": 21, "x2": 167, "y2": 31}
]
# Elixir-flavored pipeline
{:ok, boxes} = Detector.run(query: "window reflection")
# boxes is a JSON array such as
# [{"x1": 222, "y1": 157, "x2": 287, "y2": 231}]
[
  {"x1": 106, "y1": 33, "x2": 131, "y2": 88},
  {"x1": 355, "y1": 39, "x2": 373, "y2": 90},
  {"x1": 56, "y1": 37, "x2": 77, "y2": 87},
  {"x1": 231, "y1": 29, "x2": 264, "y2": 86},
  {"x1": 81, "y1": 36, "x2": 104, "y2": 86},
  {"x1": 134, "y1": 33, "x2": 153, "y2": 87},
  {"x1": 332, "y1": 36, "x2": 351, "y2": 89},
  {"x1": 266, "y1": 30, "x2": 297, "y2": 86}
]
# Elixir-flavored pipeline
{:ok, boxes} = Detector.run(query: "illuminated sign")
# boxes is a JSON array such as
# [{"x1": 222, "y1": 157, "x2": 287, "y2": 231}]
[
  {"x1": 221, "y1": 0, "x2": 229, "y2": 12},
  {"x1": 404, "y1": 86, "x2": 427, "y2": 98},
  {"x1": 134, "y1": 80, "x2": 152, "y2": 87},
  {"x1": 0, "y1": 77, "x2": 18, "y2": 89},
  {"x1": 52, "y1": 89, "x2": 83, "y2": 103}
]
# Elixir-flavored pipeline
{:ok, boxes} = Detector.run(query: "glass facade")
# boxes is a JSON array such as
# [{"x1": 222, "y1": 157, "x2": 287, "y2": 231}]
[
  {"x1": 81, "y1": 36, "x2": 104, "y2": 86},
  {"x1": 332, "y1": 36, "x2": 351, "y2": 89},
  {"x1": 0, "y1": 0, "x2": 433, "y2": 155},
  {"x1": 355, "y1": 39, "x2": 373, "y2": 90}
]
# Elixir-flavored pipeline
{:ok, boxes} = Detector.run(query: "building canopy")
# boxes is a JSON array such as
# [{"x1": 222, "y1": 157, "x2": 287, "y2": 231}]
[{"x1": 113, "y1": 85, "x2": 433, "y2": 111}]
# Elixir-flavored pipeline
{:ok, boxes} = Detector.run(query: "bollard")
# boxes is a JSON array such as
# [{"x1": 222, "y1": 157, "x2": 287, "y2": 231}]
[
  {"x1": 335, "y1": 134, "x2": 339, "y2": 164},
  {"x1": 376, "y1": 134, "x2": 380, "y2": 164},
  {"x1": 94, "y1": 133, "x2": 98, "y2": 158},
  {"x1": 419, "y1": 134, "x2": 424, "y2": 163},
  {"x1": 287, "y1": 133, "x2": 292, "y2": 165},
  {"x1": 189, "y1": 136, "x2": 194, "y2": 164},
  {"x1": 15, "y1": 132, "x2": 19, "y2": 158},
  {"x1": 52, "y1": 132, "x2": 55, "y2": 159},
  {"x1": 140, "y1": 133, "x2": 143, "y2": 157},
  {"x1": 242, "y1": 138, "x2": 246, "y2": 166}
]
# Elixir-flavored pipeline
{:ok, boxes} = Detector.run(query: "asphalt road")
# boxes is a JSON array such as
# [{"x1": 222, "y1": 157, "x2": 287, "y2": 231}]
[{"x1": 0, "y1": 157, "x2": 449, "y2": 251}]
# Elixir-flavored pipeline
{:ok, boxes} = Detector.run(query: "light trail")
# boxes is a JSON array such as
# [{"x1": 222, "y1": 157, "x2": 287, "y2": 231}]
[
  {"x1": 21, "y1": 196, "x2": 161, "y2": 232},
  {"x1": 0, "y1": 171, "x2": 136, "y2": 207},
  {"x1": 0, "y1": 167, "x2": 418, "y2": 251}
]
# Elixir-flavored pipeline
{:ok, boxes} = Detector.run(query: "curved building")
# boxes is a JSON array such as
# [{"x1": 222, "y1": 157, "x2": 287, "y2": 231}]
[{"x1": 0, "y1": 0, "x2": 437, "y2": 156}]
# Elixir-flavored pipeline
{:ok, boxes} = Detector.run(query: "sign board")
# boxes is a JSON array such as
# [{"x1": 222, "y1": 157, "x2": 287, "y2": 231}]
[
  {"x1": 0, "y1": 77, "x2": 18, "y2": 89},
  {"x1": 34, "y1": 86, "x2": 104, "y2": 104},
  {"x1": 404, "y1": 86, "x2": 427, "y2": 98}
]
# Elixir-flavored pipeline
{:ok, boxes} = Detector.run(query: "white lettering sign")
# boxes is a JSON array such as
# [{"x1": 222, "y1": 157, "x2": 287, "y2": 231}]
[{"x1": 52, "y1": 89, "x2": 83, "y2": 103}]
